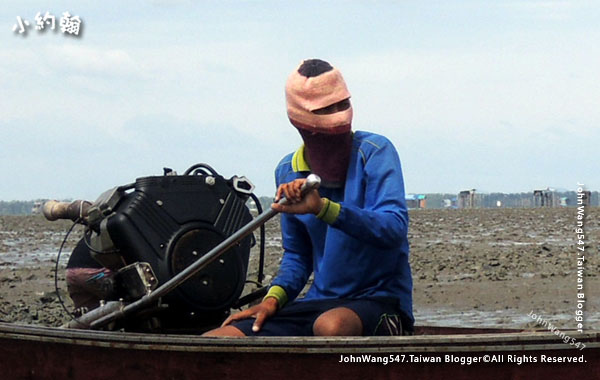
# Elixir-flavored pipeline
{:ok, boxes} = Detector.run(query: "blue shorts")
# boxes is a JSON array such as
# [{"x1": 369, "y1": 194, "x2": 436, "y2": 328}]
[{"x1": 231, "y1": 297, "x2": 409, "y2": 336}]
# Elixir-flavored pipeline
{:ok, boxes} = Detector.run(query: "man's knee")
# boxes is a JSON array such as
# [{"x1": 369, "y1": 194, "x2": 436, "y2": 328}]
[
  {"x1": 202, "y1": 325, "x2": 246, "y2": 337},
  {"x1": 312, "y1": 307, "x2": 363, "y2": 336}
]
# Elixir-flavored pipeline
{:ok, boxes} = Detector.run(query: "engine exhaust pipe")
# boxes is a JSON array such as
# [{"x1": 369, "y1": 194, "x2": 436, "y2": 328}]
[{"x1": 42, "y1": 200, "x2": 92, "y2": 222}]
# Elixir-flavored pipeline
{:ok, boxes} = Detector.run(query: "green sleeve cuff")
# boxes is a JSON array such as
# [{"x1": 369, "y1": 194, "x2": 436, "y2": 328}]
[
  {"x1": 316, "y1": 197, "x2": 341, "y2": 224},
  {"x1": 263, "y1": 285, "x2": 288, "y2": 308}
]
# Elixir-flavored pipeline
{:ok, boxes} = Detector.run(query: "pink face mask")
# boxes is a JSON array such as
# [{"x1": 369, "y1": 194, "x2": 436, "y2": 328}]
[
  {"x1": 286, "y1": 60, "x2": 354, "y2": 187},
  {"x1": 286, "y1": 66, "x2": 353, "y2": 134},
  {"x1": 296, "y1": 125, "x2": 353, "y2": 188}
]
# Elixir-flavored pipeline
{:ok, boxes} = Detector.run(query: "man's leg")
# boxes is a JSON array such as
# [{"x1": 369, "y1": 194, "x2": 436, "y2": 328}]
[
  {"x1": 204, "y1": 300, "x2": 378, "y2": 337},
  {"x1": 312, "y1": 307, "x2": 363, "y2": 336},
  {"x1": 202, "y1": 325, "x2": 246, "y2": 337}
]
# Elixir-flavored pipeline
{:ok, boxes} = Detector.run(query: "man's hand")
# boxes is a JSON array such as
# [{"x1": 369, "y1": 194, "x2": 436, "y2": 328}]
[
  {"x1": 271, "y1": 178, "x2": 324, "y2": 215},
  {"x1": 221, "y1": 297, "x2": 279, "y2": 333}
]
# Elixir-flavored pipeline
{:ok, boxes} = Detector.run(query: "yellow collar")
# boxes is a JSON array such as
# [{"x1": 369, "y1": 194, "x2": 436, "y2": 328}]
[{"x1": 291, "y1": 145, "x2": 311, "y2": 172}]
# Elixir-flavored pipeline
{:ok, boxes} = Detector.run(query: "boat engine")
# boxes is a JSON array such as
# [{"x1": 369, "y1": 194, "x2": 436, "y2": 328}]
[{"x1": 46, "y1": 163, "x2": 265, "y2": 331}]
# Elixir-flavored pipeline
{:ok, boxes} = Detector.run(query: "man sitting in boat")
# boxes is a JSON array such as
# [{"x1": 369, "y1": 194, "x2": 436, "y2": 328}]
[{"x1": 204, "y1": 59, "x2": 414, "y2": 337}]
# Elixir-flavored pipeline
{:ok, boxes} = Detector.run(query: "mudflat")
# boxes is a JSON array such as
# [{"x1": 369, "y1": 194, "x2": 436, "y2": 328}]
[{"x1": 1, "y1": 207, "x2": 597, "y2": 330}]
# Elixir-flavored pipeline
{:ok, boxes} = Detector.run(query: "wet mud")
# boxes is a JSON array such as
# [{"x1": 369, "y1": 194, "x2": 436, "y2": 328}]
[{"x1": 1, "y1": 207, "x2": 598, "y2": 330}]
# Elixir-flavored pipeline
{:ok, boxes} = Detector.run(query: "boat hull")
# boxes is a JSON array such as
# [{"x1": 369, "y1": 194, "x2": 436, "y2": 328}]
[{"x1": 1, "y1": 322, "x2": 598, "y2": 379}]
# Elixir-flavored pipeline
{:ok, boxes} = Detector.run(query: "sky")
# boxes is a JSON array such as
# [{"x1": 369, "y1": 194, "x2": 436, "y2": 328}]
[{"x1": 1, "y1": 1, "x2": 598, "y2": 200}]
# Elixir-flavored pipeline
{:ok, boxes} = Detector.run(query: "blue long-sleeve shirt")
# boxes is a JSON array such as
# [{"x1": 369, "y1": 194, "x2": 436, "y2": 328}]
[{"x1": 271, "y1": 131, "x2": 413, "y2": 324}]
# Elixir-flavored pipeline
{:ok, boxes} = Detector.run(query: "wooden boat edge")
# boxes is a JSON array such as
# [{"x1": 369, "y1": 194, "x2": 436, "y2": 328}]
[{"x1": 1, "y1": 321, "x2": 598, "y2": 354}]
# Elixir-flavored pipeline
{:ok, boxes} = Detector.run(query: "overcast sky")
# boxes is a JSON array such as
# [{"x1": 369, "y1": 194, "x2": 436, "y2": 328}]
[{"x1": 1, "y1": 1, "x2": 598, "y2": 200}]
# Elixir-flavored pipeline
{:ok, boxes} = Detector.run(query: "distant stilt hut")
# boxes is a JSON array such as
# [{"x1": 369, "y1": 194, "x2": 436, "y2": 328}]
[
  {"x1": 458, "y1": 189, "x2": 477, "y2": 209},
  {"x1": 579, "y1": 190, "x2": 592, "y2": 207},
  {"x1": 31, "y1": 201, "x2": 43, "y2": 215},
  {"x1": 533, "y1": 188, "x2": 557, "y2": 207},
  {"x1": 406, "y1": 194, "x2": 427, "y2": 209}
]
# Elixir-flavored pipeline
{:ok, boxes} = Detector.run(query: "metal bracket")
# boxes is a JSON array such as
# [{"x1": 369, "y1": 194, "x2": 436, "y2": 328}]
[
  {"x1": 231, "y1": 176, "x2": 255, "y2": 195},
  {"x1": 116, "y1": 262, "x2": 159, "y2": 300}
]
